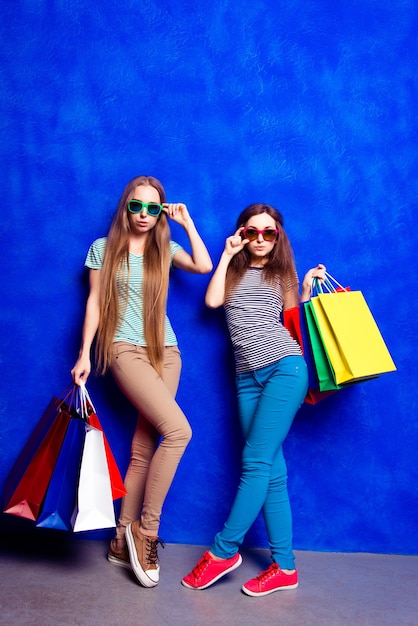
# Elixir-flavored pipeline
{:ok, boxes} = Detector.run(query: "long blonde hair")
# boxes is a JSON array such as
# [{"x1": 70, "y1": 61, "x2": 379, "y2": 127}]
[{"x1": 95, "y1": 175, "x2": 171, "y2": 376}]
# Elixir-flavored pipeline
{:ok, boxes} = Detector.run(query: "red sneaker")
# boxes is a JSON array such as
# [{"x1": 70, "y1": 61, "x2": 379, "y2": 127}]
[
  {"x1": 242, "y1": 563, "x2": 298, "y2": 597},
  {"x1": 182, "y1": 551, "x2": 242, "y2": 590}
]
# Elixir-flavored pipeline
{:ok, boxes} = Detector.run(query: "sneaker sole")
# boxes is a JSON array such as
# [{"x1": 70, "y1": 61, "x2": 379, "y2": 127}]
[
  {"x1": 181, "y1": 554, "x2": 243, "y2": 590},
  {"x1": 241, "y1": 581, "x2": 298, "y2": 597},
  {"x1": 126, "y1": 523, "x2": 159, "y2": 588},
  {"x1": 107, "y1": 553, "x2": 131, "y2": 571}
]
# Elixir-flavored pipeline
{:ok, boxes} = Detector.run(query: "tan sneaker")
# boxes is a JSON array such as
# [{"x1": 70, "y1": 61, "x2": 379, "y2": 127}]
[
  {"x1": 107, "y1": 538, "x2": 131, "y2": 570},
  {"x1": 126, "y1": 520, "x2": 164, "y2": 587}
]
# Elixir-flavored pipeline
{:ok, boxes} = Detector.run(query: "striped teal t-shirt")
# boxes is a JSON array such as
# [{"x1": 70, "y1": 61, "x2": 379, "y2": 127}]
[{"x1": 85, "y1": 237, "x2": 183, "y2": 346}]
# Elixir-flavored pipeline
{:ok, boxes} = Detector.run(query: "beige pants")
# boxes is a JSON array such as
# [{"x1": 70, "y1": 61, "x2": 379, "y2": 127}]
[{"x1": 110, "y1": 343, "x2": 192, "y2": 538}]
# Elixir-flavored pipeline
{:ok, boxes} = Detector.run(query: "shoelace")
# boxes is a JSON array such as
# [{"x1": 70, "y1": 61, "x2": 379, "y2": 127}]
[
  {"x1": 146, "y1": 537, "x2": 165, "y2": 566},
  {"x1": 257, "y1": 563, "x2": 279, "y2": 581},
  {"x1": 192, "y1": 554, "x2": 211, "y2": 578}
]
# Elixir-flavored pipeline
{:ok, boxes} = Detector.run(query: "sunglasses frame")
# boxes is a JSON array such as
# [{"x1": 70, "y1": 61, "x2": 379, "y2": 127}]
[
  {"x1": 127, "y1": 200, "x2": 163, "y2": 217},
  {"x1": 241, "y1": 227, "x2": 280, "y2": 242}
]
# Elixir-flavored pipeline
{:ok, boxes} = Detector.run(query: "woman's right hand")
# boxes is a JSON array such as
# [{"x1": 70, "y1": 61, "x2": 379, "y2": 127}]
[
  {"x1": 224, "y1": 228, "x2": 249, "y2": 257},
  {"x1": 71, "y1": 355, "x2": 91, "y2": 386},
  {"x1": 205, "y1": 228, "x2": 247, "y2": 308}
]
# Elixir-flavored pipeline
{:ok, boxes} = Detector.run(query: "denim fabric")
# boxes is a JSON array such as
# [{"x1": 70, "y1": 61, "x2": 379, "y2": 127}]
[{"x1": 211, "y1": 356, "x2": 308, "y2": 569}]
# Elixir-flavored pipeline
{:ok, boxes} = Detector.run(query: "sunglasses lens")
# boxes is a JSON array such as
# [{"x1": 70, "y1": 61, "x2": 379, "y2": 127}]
[
  {"x1": 127, "y1": 201, "x2": 162, "y2": 216},
  {"x1": 263, "y1": 229, "x2": 278, "y2": 241},
  {"x1": 128, "y1": 200, "x2": 142, "y2": 213},
  {"x1": 245, "y1": 228, "x2": 258, "y2": 241},
  {"x1": 147, "y1": 203, "x2": 162, "y2": 216}
]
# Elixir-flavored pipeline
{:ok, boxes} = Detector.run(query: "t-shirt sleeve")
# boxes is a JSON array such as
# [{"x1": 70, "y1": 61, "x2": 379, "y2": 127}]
[
  {"x1": 85, "y1": 237, "x2": 107, "y2": 269},
  {"x1": 170, "y1": 240, "x2": 183, "y2": 263}
]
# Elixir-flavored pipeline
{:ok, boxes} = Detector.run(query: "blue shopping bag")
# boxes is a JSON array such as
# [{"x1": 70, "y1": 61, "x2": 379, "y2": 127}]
[{"x1": 36, "y1": 417, "x2": 86, "y2": 531}]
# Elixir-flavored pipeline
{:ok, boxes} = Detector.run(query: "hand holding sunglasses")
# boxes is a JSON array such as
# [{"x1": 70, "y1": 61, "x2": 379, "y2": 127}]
[
  {"x1": 163, "y1": 202, "x2": 193, "y2": 229},
  {"x1": 223, "y1": 228, "x2": 251, "y2": 257}
]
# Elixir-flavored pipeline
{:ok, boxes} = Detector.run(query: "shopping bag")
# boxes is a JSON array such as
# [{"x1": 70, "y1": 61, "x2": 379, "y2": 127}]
[
  {"x1": 304, "y1": 300, "x2": 341, "y2": 392},
  {"x1": 72, "y1": 425, "x2": 116, "y2": 532},
  {"x1": 310, "y1": 281, "x2": 396, "y2": 385},
  {"x1": 3, "y1": 394, "x2": 73, "y2": 521},
  {"x1": 302, "y1": 277, "x2": 354, "y2": 392},
  {"x1": 3, "y1": 392, "x2": 71, "y2": 509},
  {"x1": 87, "y1": 412, "x2": 127, "y2": 500},
  {"x1": 283, "y1": 304, "x2": 337, "y2": 402},
  {"x1": 80, "y1": 383, "x2": 127, "y2": 501},
  {"x1": 299, "y1": 304, "x2": 337, "y2": 403},
  {"x1": 282, "y1": 304, "x2": 303, "y2": 347},
  {"x1": 36, "y1": 417, "x2": 86, "y2": 531}
]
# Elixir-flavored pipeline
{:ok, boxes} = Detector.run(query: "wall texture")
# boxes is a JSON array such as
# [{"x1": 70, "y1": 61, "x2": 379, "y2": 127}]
[{"x1": 1, "y1": 0, "x2": 417, "y2": 554}]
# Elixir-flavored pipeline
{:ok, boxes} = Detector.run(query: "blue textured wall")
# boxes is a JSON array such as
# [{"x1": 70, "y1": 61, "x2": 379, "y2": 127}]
[{"x1": 1, "y1": 1, "x2": 417, "y2": 554}]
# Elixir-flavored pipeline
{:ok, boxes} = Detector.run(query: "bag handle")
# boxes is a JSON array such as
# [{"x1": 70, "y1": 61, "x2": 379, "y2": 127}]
[
  {"x1": 75, "y1": 382, "x2": 89, "y2": 421},
  {"x1": 312, "y1": 272, "x2": 347, "y2": 295},
  {"x1": 78, "y1": 381, "x2": 97, "y2": 417},
  {"x1": 59, "y1": 383, "x2": 77, "y2": 413}
]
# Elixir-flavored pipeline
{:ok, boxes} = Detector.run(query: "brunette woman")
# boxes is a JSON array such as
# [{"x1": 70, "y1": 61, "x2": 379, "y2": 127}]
[
  {"x1": 71, "y1": 175, "x2": 212, "y2": 588},
  {"x1": 182, "y1": 203, "x2": 324, "y2": 596}
]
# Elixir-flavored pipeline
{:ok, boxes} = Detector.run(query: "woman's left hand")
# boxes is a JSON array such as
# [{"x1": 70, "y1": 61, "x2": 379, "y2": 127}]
[
  {"x1": 301, "y1": 263, "x2": 327, "y2": 300},
  {"x1": 163, "y1": 203, "x2": 191, "y2": 228}
]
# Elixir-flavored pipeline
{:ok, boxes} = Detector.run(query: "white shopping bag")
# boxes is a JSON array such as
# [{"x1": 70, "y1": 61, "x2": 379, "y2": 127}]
[{"x1": 72, "y1": 425, "x2": 116, "y2": 532}]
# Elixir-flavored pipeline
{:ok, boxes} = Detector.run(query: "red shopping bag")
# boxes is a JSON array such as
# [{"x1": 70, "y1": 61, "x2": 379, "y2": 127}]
[
  {"x1": 88, "y1": 411, "x2": 127, "y2": 500},
  {"x1": 3, "y1": 395, "x2": 63, "y2": 508},
  {"x1": 4, "y1": 397, "x2": 72, "y2": 521}
]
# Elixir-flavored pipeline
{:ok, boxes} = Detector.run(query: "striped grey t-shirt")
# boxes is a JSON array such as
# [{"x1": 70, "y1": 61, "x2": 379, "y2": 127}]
[
  {"x1": 224, "y1": 267, "x2": 302, "y2": 374},
  {"x1": 85, "y1": 237, "x2": 183, "y2": 346}
]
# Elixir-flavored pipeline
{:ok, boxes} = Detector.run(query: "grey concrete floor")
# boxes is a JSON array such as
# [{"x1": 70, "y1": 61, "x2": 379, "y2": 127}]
[{"x1": 0, "y1": 535, "x2": 417, "y2": 625}]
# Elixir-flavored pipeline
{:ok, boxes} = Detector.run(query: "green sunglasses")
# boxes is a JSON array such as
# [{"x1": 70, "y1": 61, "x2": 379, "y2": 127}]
[{"x1": 127, "y1": 200, "x2": 163, "y2": 217}]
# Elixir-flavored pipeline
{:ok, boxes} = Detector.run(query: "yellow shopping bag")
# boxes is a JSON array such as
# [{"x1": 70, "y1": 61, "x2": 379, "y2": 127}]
[{"x1": 310, "y1": 288, "x2": 396, "y2": 385}]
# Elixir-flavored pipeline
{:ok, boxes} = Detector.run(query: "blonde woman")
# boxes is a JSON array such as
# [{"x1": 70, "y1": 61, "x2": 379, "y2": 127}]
[{"x1": 71, "y1": 175, "x2": 212, "y2": 587}]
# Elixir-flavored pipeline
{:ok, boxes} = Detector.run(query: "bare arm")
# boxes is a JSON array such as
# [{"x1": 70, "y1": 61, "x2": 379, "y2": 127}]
[
  {"x1": 300, "y1": 263, "x2": 326, "y2": 302},
  {"x1": 205, "y1": 230, "x2": 248, "y2": 308},
  {"x1": 71, "y1": 269, "x2": 101, "y2": 385},
  {"x1": 166, "y1": 203, "x2": 212, "y2": 274},
  {"x1": 282, "y1": 284, "x2": 301, "y2": 311}
]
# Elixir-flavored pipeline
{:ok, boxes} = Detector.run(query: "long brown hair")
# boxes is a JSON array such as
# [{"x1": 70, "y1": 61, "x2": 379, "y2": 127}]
[
  {"x1": 225, "y1": 203, "x2": 298, "y2": 298},
  {"x1": 95, "y1": 175, "x2": 171, "y2": 376}
]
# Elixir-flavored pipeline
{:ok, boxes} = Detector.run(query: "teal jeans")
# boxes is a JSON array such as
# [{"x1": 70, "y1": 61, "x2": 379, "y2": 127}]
[{"x1": 211, "y1": 356, "x2": 308, "y2": 569}]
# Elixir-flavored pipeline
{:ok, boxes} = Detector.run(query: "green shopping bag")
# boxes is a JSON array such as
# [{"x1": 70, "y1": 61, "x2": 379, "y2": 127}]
[{"x1": 304, "y1": 301, "x2": 340, "y2": 392}]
